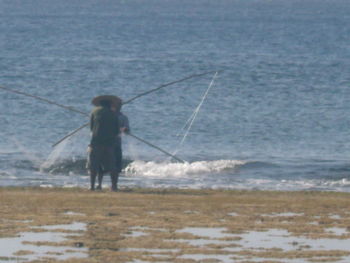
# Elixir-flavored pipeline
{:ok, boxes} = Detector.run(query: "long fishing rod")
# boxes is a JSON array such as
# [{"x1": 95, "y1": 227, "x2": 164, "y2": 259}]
[
  {"x1": 52, "y1": 125, "x2": 185, "y2": 163},
  {"x1": 123, "y1": 70, "x2": 223, "y2": 104},
  {"x1": 52, "y1": 123, "x2": 89, "y2": 147},
  {"x1": 0, "y1": 85, "x2": 186, "y2": 161},
  {"x1": 52, "y1": 123, "x2": 186, "y2": 163},
  {"x1": 1, "y1": 70, "x2": 220, "y2": 161},
  {"x1": 0, "y1": 86, "x2": 88, "y2": 116},
  {"x1": 1, "y1": 70, "x2": 221, "y2": 117},
  {"x1": 172, "y1": 72, "x2": 218, "y2": 157},
  {"x1": 128, "y1": 133, "x2": 186, "y2": 163},
  {"x1": 51, "y1": 70, "x2": 223, "y2": 147}
]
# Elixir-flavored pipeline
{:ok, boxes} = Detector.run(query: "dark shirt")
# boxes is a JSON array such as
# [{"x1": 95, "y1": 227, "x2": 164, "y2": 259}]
[
  {"x1": 116, "y1": 112, "x2": 130, "y2": 146},
  {"x1": 90, "y1": 106, "x2": 119, "y2": 147}
]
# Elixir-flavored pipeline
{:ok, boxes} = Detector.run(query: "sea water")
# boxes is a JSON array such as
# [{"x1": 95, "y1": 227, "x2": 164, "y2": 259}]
[{"x1": 1, "y1": 0, "x2": 350, "y2": 191}]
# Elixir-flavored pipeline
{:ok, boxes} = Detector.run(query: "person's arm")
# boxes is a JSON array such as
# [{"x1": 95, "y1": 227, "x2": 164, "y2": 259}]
[
  {"x1": 90, "y1": 113, "x2": 94, "y2": 132},
  {"x1": 119, "y1": 113, "x2": 130, "y2": 134},
  {"x1": 124, "y1": 115, "x2": 130, "y2": 133}
]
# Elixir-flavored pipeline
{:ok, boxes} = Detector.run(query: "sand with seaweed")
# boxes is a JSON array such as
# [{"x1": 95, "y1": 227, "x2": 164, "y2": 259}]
[{"x1": 1, "y1": 187, "x2": 350, "y2": 263}]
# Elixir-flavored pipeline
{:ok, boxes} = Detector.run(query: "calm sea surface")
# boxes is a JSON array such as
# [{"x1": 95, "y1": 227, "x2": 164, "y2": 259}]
[{"x1": 1, "y1": 0, "x2": 350, "y2": 191}]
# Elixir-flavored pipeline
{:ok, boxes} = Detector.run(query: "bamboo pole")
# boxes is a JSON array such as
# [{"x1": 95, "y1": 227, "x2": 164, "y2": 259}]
[
  {"x1": 0, "y1": 86, "x2": 88, "y2": 116},
  {"x1": 51, "y1": 70, "x2": 222, "y2": 147},
  {"x1": 1, "y1": 70, "x2": 222, "y2": 162},
  {"x1": 128, "y1": 133, "x2": 186, "y2": 163},
  {"x1": 123, "y1": 70, "x2": 223, "y2": 104}
]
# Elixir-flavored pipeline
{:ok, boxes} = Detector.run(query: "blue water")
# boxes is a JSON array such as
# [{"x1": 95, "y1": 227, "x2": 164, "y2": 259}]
[{"x1": 1, "y1": 0, "x2": 350, "y2": 191}]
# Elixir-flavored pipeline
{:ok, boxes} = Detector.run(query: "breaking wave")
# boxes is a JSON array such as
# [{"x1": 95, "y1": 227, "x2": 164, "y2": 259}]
[
  {"x1": 124, "y1": 159, "x2": 246, "y2": 178},
  {"x1": 40, "y1": 158, "x2": 132, "y2": 175}
]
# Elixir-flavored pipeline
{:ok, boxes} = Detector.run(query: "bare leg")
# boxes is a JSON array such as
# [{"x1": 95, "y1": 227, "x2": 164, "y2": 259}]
[
  {"x1": 110, "y1": 172, "x2": 119, "y2": 192},
  {"x1": 97, "y1": 168, "x2": 103, "y2": 190},
  {"x1": 90, "y1": 171, "x2": 97, "y2": 191}
]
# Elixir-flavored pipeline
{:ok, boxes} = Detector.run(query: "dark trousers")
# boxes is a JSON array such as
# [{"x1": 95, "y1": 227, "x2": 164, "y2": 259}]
[
  {"x1": 115, "y1": 143, "x2": 123, "y2": 173},
  {"x1": 94, "y1": 142, "x2": 122, "y2": 191}
]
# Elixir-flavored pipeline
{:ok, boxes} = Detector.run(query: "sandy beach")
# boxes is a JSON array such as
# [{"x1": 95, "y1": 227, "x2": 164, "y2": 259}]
[{"x1": 1, "y1": 187, "x2": 350, "y2": 262}]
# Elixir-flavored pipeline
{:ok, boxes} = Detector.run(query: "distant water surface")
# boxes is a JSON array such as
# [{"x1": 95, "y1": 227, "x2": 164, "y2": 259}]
[{"x1": 1, "y1": 0, "x2": 350, "y2": 191}]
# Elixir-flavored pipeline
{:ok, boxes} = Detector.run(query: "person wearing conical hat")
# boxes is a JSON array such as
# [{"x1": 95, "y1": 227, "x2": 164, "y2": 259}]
[
  {"x1": 87, "y1": 95, "x2": 121, "y2": 191},
  {"x1": 96, "y1": 98, "x2": 130, "y2": 190}
]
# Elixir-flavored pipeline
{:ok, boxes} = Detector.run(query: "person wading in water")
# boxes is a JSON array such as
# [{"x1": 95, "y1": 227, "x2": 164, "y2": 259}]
[{"x1": 87, "y1": 95, "x2": 121, "y2": 191}]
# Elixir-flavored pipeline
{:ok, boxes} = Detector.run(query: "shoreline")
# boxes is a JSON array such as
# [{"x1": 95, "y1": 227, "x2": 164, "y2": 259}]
[{"x1": 1, "y1": 187, "x2": 350, "y2": 262}]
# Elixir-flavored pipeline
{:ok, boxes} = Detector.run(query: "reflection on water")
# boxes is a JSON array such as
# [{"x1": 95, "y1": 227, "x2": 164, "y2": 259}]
[
  {"x1": 173, "y1": 227, "x2": 350, "y2": 263},
  {"x1": 0, "y1": 222, "x2": 87, "y2": 262}
]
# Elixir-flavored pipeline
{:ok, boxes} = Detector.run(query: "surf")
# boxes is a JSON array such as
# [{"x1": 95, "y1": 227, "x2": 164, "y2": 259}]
[{"x1": 124, "y1": 159, "x2": 246, "y2": 178}]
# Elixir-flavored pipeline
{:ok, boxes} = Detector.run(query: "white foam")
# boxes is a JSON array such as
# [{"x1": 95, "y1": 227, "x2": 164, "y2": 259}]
[
  {"x1": 124, "y1": 159, "x2": 245, "y2": 178},
  {"x1": 40, "y1": 137, "x2": 71, "y2": 171},
  {"x1": 40, "y1": 129, "x2": 89, "y2": 172}
]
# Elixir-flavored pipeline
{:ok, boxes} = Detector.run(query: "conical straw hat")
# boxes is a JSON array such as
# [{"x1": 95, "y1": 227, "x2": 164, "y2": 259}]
[{"x1": 91, "y1": 95, "x2": 122, "y2": 106}]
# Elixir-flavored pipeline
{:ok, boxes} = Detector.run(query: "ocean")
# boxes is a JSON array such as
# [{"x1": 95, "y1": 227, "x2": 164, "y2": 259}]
[{"x1": 1, "y1": 0, "x2": 350, "y2": 191}]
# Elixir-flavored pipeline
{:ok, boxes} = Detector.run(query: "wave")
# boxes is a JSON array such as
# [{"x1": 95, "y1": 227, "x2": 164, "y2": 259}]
[
  {"x1": 2, "y1": 156, "x2": 350, "y2": 192},
  {"x1": 4, "y1": 154, "x2": 350, "y2": 193},
  {"x1": 239, "y1": 161, "x2": 280, "y2": 169},
  {"x1": 40, "y1": 158, "x2": 246, "y2": 177},
  {"x1": 124, "y1": 159, "x2": 247, "y2": 178},
  {"x1": 40, "y1": 158, "x2": 132, "y2": 175}
]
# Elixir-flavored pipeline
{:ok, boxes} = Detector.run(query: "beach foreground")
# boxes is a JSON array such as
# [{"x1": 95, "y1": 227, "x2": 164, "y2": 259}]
[{"x1": 1, "y1": 187, "x2": 350, "y2": 263}]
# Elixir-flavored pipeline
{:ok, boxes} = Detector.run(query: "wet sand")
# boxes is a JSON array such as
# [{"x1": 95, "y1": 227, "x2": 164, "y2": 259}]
[{"x1": 1, "y1": 187, "x2": 350, "y2": 263}]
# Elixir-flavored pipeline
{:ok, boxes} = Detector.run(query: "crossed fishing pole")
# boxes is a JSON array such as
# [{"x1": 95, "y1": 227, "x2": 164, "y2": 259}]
[{"x1": 0, "y1": 70, "x2": 220, "y2": 163}]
